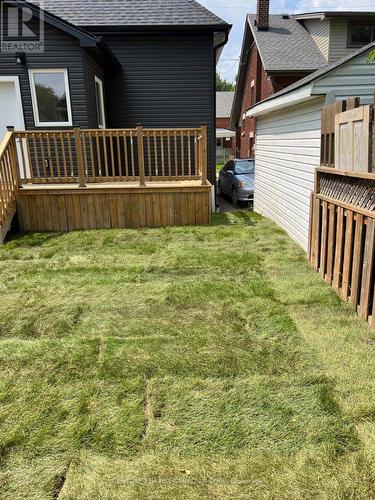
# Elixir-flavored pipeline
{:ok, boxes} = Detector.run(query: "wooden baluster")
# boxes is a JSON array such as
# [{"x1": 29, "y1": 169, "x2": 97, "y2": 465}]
[
  {"x1": 60, "y1": 133, "x2": 68, "y2": 180},
  {"x1": 153, "y1": 130, "x2": 158, "y2": 177},
  {"x1": 167, "y1": 131, "x2": 171, "y2": 179},
  {"x1": 109, "y1": 131, "x2": 115, "y2": 177},
  {"x1": 160, "y1": 131, "x2": 165, "y2": 178},
  {"x1": 32, "y1": 134, "x2": 40, "y2": 181},
  {"x1": 67, "y1": 134, "x2": 74, "y2": 177},
  {"x1": 53, "y1": 133, "x2": 61, "y2": 179},
  {"x1": 89, "y1": 132, "x2": 95, "y2": 180},
  {"x1": 95, "y1": 131, "x2": 102, "y2": 178},
  {"x1": 25, "y1": 134, "x2": 33, "y2": 182},
  {"x1": 181, "y1": 130, "x2": 185, "y2": 180},
  {"x1": 123, "y1": 131, "x2": 129, "y2": 178},
  {"x1": 200, "y1": 124, "x2": 207, "y2": 185},
  {"x1": 174, "y1": 130, "x2": 178, "y2": 178},
  {"x1": 74, "y1": 127, "x2": 86, "y2": 188},
  {"x1": 116, "y1": 132, "x2": 122, "y2": 179},
  {"x1": 147, "y1": 130, "x2": 152, "y2": 178},
  {"x1": 194, "y1": 131, "x2": 198, "y2": 177},
  {"x1": 137, "y1": 125, "x2": 146, "y2": 187},
  {"x1": 82, "y1": 133, "x2": 89, "y2": 178},
  {"x1": 103, "y1": 131, "x2": 109, "y2": 178},
  {"x1": 46, "y1": 133, "x2": 53, "y2": 179},
  {"x1": 130, "y1": 130, "x2": 135, "y2": 177},
  {"x1": 17, "y1": 134, "x2": 26, "y2": 182},
  {"x1": 187, "y1": 130, "x2": 191, "y2": 178},
  {"x1": 39, "y1": 133, "x2": 47, "y2": 182}
]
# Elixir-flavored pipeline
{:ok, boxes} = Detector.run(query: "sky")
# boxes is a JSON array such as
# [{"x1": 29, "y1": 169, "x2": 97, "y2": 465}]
[{"x1": 198, "y1": 0, "x2": 375, "y2": 82}]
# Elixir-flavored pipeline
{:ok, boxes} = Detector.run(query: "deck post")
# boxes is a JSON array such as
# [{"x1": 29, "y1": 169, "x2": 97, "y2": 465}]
[
  {"x1": 6, "y1": 126, "x2": 21, "y2": 190},
  {"x1": 74, "y1": 127, "x2": 86, "y2": 188},
  {"x1": 200, "y1": 124, "x2": 208, "y2": 186},
  {"x1": 137, "y1": 124, "x2": 146, "y2": 187}
]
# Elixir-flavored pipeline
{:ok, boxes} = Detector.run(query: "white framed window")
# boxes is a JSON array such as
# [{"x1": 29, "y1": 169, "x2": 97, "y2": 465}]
[
  {"x1": 29, "y1": 69, "x2": 73, "y2": 127},
  {"x1": 94, "y1": 75, "x2": 106, "y2": 129}
]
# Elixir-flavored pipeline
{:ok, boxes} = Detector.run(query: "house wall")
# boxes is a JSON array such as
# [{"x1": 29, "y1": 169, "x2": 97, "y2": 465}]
[
  {"x1": 313, "y1": 51, "x2": 375, "y2": 103},
  {"x1": 238, "y1": 44, "x2": 273, "y2": 158},
  {"x1": 104, "y1": 33, "x2": 216, "y2": 183},
  {"x1": 237, "y1": 44, "x2": 311, "y2": 159},
  {"x1": 328, "y1": 19, "x2": 354, "y2": 63},
  {"x1": 216, "y1": 117, "x2": 235, "y2": 159},
  {"x1": 216, "y1": 117, "x2": 230, "y2": 129},
  {"x1": 254, "y1": 47, "x2": 375, "y2": 251},
  {"x1": 304, "y1": 19, "x2": 330, "y2": 61},
  {"x1": 84, "y1": 52, "x2": 106, "y2": 128},
  {"x1": 0, "y1": 20, "x2": 91, "y2": 129},
  {"x1": 254, "y1": 97, "x2": 324, "y2": 250}
]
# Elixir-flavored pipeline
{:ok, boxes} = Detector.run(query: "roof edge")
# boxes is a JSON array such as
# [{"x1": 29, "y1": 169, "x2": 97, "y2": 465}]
[
  {"x1": 81, "y1": 24, "x2": 231, "y2": 33},
  {"x1": 229, "y1": 20, "x2": 254, "y2": 130},
  {"x1": 246, "y1": 84, "x2": 314, "y2": 117},
  {"x1": 22, "y1": 0, "x2": 97, "y2": 46}
]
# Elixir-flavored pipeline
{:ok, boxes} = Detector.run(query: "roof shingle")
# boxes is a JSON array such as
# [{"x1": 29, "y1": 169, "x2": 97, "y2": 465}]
[
  {"x1": 28, "y1": 0, "x2": 228, "y2": 27},
  {"x1": 216, "y1": 91, "x2": 234, "y2": 118},
  {"x1": 247, "y1": 14, "x2": 326, "y2": 72}
]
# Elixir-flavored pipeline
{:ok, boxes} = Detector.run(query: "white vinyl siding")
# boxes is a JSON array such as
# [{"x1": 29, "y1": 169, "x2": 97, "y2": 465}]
[
  {"x1": 254, "y1": 98, "x2": 324, "y2": 251},
  {"x1": 328, "y1": 19, "x2": 355, "y2": 63},
  {"x1": 304, "y1": 19, "x2": 330, "y2": 61}
]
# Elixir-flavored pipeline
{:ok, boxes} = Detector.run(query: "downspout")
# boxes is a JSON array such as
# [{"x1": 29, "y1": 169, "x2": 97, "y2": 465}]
[{"x1": 212, "y1": 31, "x2": 230, "y2": 211}]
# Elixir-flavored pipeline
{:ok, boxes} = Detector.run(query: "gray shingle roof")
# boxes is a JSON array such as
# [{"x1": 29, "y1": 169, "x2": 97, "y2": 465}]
[
  {"x1": 249, "y1": 41, "x2": 375, "y2": 110},
  {"x1": 27, "y1": 0, "x2": 228, "y2": 27},
  {"x1": 216, "y1": 91, "x2": 234, "y2": 118},
  {"x1": 247, "y1": 14, "x2": 327, "y2": 72}
]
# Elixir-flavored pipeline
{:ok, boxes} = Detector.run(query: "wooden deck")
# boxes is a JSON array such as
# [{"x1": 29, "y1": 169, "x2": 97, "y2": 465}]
[
  {"x1": 17, "y1": 181, "x2": 212, "y2": 232},
  {"x1": 0, "y1": 126, "x2": 212, "y2": 240}
]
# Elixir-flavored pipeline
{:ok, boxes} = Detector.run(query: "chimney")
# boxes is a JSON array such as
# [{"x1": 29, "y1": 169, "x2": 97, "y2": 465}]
[{"x1": 256, "y1": 0, "x2": 269, "y2": 31}]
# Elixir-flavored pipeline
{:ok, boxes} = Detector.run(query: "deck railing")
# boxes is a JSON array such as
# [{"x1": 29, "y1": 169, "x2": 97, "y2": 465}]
[
  {"x1": 0, "y1": 130, "x2": 19, "y2": 232},
  {"x1": 13, "y1": 125, "x2": 208, "y2": 187}
]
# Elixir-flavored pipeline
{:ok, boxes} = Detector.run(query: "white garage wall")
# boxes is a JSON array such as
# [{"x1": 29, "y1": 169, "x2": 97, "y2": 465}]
[{"x1": 254, "y1": 97, "x2": 324, "y2": 251}]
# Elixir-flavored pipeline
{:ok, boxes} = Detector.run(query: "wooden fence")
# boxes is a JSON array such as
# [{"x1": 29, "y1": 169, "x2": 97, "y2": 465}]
[
  {"x1": 13, "y1": 125, "x2": 207, "y2": 187},
  {"x1": 310, "y1": 96, "x2": 375, "y2": 329}
]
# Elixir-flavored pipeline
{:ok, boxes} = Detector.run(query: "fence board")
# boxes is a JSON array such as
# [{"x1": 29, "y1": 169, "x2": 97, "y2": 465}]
[
  {"x1": 335, "y1": 105, "x2": 372, "y2": 172},
  {"x1": 310, "y1": 168, "x2": 375, "y2": 330}
]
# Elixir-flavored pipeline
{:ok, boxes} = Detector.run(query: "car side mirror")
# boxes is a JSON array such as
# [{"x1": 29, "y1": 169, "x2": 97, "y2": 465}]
[{"x1": 227, "y1": 170, "x2": 233, "y2": 175}]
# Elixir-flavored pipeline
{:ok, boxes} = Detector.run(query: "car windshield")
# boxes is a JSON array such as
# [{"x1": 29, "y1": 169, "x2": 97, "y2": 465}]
[{"x1": 234, "y1": 160, "x2": 255, "y2": 175}]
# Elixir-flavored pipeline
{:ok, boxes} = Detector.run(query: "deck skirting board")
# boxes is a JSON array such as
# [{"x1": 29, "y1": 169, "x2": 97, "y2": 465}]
[{"x1": 16, "y1": 186, "x2": 212, "y2": 232}]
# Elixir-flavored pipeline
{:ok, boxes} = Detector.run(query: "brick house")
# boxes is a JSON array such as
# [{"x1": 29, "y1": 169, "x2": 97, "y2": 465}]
[
  {"x1": 216, "y1": 91, "x2": 235, "y2": 163},
  {"x1": 230, "y1": 0, "x2": 326, "y2": 158}
]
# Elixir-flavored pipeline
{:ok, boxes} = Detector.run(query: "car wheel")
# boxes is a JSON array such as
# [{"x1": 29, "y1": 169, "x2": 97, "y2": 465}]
[
  {"x1": 217, "y1": 181, "x2": 222, "y2": 196},
  {"x1": 232, "y1": 188, "x2": 238, "y2": 206}
]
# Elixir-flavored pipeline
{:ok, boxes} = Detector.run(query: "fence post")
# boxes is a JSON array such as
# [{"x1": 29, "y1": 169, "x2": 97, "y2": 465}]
[
  {"x1": 137, "y1": 124, "x2": 146, "y2": 187},
  {"x1": 200, "y1": 124, "x2": 208, "y2": 186},
  {"x1": 6, "y1": 126, "x2": 21, "y2": 190},
  {"x1": 74, "y1": 127, "x2": 86, "y2": 188}
]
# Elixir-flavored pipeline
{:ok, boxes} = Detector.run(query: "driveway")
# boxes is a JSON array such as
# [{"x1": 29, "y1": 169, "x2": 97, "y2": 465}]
[{"x1": 217, "y1": 193, "x2": 253, "y2": 213}]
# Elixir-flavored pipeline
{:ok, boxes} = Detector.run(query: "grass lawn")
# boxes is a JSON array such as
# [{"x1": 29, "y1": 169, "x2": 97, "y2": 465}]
[{"x1": 1, "y1": 211, "x2": 375, "y2": 499}]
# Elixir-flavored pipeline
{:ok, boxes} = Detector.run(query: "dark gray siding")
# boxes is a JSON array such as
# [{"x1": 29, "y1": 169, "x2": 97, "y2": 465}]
[
  {"x1": 0, "y1": 20, "x2": 89, "y2": 129},
  {"x1": 105, "y1": 33, "x2": 216, "y2": 182},
  {"x1": 84, "y1": 52, "x2": 106, "y2": 128}
]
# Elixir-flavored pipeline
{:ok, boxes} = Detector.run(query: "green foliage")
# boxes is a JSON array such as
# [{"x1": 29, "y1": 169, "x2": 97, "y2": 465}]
[
  {"x1": 368, "y1": 48, "x2": 375, "y2": 62},
  {"x1": 0, "y1": 213, "x2": 375, "y2": 498},
  {"x1": 216, "y1": 72, "x2": 235, "y2": 91}
]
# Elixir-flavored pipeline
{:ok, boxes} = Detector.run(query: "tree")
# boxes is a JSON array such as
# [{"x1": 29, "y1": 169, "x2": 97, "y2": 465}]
[
  {"x1": 216, "y1": 73, "x2": 235, "y2": 91},
  {"x1": 368, "y1": 49, "x2": 375, "y2": 62}
]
